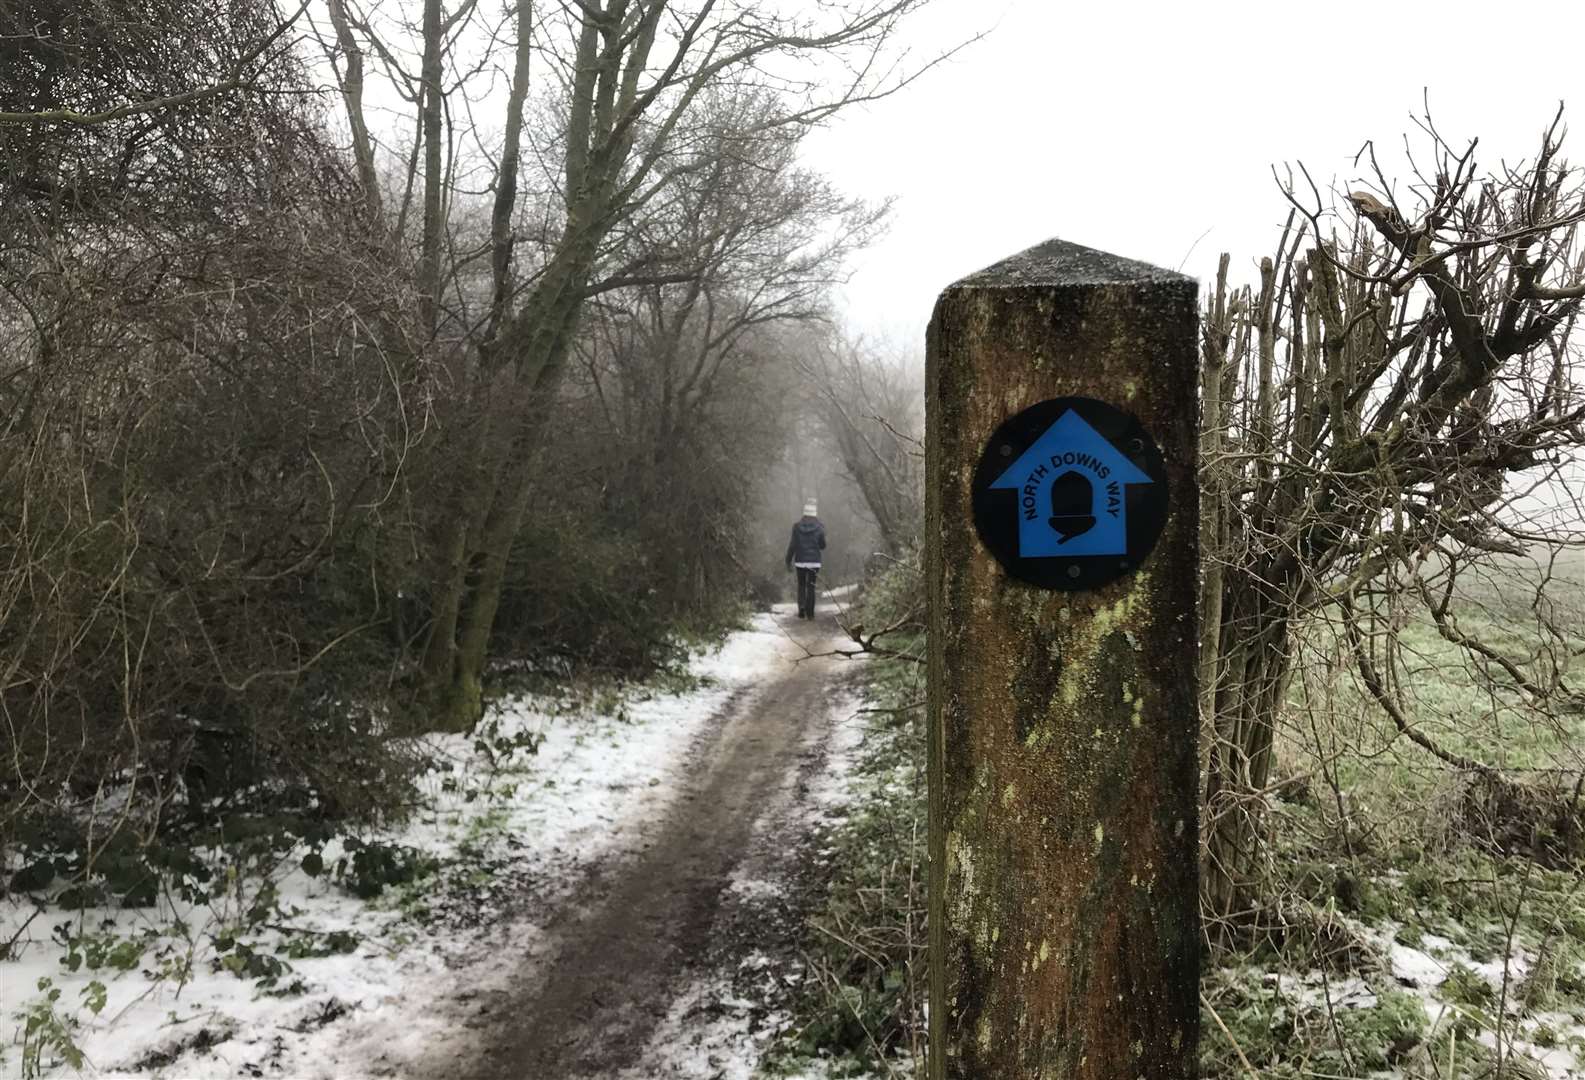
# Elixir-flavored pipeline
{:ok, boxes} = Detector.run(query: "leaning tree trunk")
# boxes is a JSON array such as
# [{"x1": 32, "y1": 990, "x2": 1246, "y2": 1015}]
[
  {"x1": 417, "y1": 0, "x2": 643, "y2": 732},
  {"x1": 419, "y1": 403, "x2": 503, "y2": 715},
  {"x1": 445, "y1": 452, "x2": 539, "y2": 729},
  {"x1": 427, "y1": 257, "x2": 592, "y2": 732}
]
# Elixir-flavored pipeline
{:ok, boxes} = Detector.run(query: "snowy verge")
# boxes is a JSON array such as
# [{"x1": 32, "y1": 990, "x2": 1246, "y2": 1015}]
[
  {"x1": 1, "y1": 615, "x2": 801, "y2": 1079},
  {"x1": 1210, "y1": 914, "x2": 1585, "y2": 1078}
]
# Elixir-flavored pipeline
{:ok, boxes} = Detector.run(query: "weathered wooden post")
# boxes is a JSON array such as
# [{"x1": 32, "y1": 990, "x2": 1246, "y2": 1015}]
[{"x1": 926, "y1": 240, "x2": 1200, "y2": 1078}]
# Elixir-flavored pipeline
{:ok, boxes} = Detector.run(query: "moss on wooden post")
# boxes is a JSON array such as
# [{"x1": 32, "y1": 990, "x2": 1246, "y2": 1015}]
[{"x1": 926, "y1": 239, "x2": 1200, "y2": 1079}]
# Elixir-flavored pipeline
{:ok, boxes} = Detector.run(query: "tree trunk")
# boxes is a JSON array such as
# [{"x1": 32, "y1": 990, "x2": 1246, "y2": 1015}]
[
  {"x1": 324, "y1": 0, "x2": 383, "y2": 222},
  {"x1": 440, "y1": 462, "x2": 536, "y2": 731},
  {"x1": 425, "y1": 262, "x2": 589, "y2": 730},
  {"x1": 417, "y1": 0, "x2": 444, "y2": 335},
  {"x1": 418, "y1": 0, "x2": 535, "y2": 732},
  {"x1": 419, "y1": 404, "x2": 501, "y2": 711},
  {"x1": 1198, "y1": 254, "x2": 1230, "y2": 804},
  {"x1": 420, "y1": 508, "x2": 468, "y2": 694},
  {"x1": 1202, "y1": 580, "x2": 1294, "y2": 932}
]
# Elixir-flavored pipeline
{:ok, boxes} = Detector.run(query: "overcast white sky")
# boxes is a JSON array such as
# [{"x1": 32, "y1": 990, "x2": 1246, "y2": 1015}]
[{"x1": 798, "y1": 0, "x2": 1585, "y2": 347}]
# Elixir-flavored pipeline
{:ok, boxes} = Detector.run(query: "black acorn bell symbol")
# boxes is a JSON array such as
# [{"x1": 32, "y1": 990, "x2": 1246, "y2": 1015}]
[{"x1": 1047, "y1": 470, "x2": 1096, "y2": 544}]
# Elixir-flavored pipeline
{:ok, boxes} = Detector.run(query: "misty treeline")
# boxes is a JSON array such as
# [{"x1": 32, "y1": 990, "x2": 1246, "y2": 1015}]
[{"x1": 0, "y1": 0, "x2": 933, "y2": 848}]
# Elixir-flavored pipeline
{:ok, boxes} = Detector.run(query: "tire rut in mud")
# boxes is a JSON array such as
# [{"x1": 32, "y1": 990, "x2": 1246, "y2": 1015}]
[{"x1": 421, "y1": 611, "x2": 853, "y2": 1079}]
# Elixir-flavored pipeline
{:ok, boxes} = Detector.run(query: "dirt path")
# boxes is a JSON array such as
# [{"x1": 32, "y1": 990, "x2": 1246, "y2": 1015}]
[{"x1": 408, "y1": 608, "x2": 854, "y2": 1079}]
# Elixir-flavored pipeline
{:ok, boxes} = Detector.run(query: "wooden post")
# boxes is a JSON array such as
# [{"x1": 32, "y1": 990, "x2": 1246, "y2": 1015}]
[{"x1": 926, "y1": 239, "x2": 1200, "y2": 1078}]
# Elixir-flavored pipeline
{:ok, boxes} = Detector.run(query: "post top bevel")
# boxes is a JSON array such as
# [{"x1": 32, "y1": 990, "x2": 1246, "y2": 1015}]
[{"x1": 947, "y1": 238, "x2": 1192, "y2": 290}]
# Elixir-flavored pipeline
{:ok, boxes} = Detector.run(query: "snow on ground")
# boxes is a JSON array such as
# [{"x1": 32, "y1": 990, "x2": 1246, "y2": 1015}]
[
  {"x1": 615, "y1": 975, "x2": 789, "y2": 1080},
  {"x1": 1259, "y1": 921, "x2": 1585, "y2": 1077},
  {"x1": 0, "y1": 614, "x2": 811, "y2": 1079},
  {"x1": 1376, "y1": 926, "x2": 1583, "y2": 1077},
  {"x1": 614, "y1": 969, "x2": 880, "y2": 1080},
  {"x1": 633, "y1": 676, "x2": 871, "y2": 1080}
]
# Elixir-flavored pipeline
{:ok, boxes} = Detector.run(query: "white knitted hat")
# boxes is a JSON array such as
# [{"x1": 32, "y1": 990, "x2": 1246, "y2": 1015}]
[{"x1": 802, "y1": 502, "x2": 817, "y2": 516}]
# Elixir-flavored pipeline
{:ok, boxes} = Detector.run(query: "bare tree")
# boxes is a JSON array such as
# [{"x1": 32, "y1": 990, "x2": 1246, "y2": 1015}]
[
  {"x1": 803, "y1": 333, "x2": 923, "y2": 562},
  {"x1": 315, "y1": 0, "x2": 949, "y2": 728},
  {"x1": 1200, "y1": 107, "x2": 1585, "y2": 931},
  {"x1": 566, "y1": 94, "x2": 881, "y2": 614}
]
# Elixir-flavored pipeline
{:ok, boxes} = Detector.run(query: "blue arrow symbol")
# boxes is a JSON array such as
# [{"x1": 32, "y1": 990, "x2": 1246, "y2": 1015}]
[{"x1": 989, "y1": 410, "x2": 1152, "y2": 558}]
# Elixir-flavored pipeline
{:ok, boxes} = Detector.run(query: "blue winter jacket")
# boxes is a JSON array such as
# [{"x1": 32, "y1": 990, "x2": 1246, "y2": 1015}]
[{"x1": 785, "y1": 518, "x2": 826, "y2": 567}]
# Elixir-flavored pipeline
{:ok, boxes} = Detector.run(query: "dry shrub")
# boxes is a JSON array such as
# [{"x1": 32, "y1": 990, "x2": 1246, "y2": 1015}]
[
  {"x1": 1, "y1": 2, "x2": 431, "y2": 848},
  {"x1": 1458, "y1": 772, "x2": 1585, "y2": 869}
]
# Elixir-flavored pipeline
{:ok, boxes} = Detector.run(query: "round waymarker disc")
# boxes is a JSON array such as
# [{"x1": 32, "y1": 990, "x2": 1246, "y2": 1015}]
[{"x1": 970, "y1": 396, "x2": 1169, "y2": 591}]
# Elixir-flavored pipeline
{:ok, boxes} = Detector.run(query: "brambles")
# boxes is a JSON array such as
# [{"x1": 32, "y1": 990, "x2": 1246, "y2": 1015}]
[
  {"x1": 13, "y1": 976, "x2": 100, "y2": 1078},
  {"x1": 330, "y1": 838, "x2": 438, "y2": 901}
]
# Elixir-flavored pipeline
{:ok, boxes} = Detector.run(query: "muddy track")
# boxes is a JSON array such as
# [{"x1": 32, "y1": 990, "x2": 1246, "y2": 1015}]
[{"x1": 411, "y1": 609, "x2": 853, "y2": 1079}]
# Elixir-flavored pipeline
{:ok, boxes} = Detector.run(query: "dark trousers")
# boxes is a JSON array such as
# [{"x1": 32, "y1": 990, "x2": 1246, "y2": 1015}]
[{"x1": 795, "y1": 566, "x2": 819, "y2": 617}]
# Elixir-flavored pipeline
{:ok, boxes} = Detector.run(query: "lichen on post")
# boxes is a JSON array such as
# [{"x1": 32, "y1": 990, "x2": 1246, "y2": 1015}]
[{"x1": 926, "y1": 239, "x2": 1200, "y2": 1079}]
